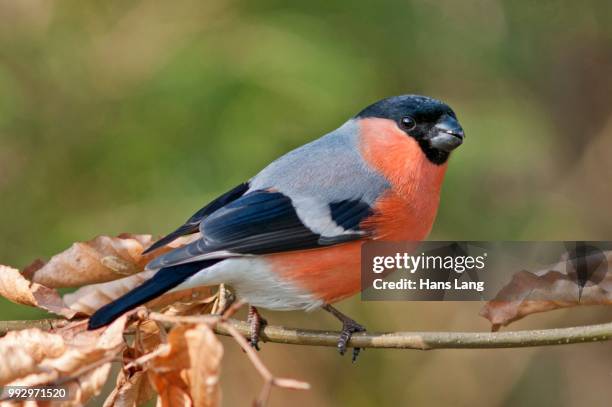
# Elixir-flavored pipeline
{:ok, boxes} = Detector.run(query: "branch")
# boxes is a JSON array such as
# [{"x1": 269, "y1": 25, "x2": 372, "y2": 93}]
[
  {"x1": 0, "y1": 318, "x2": 71, "y2": 335},
  {"x1": 218, "y1": 319, "x2": 310, "y2": 406},
  {"x1": 2, "y1": 317, "x2": 612, "y2": 350},
  {"x1": 213, "y1": 319, "x2": 612, "y2": 350}
]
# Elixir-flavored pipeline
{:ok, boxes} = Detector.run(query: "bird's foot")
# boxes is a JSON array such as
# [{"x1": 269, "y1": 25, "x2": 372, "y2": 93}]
[
  {"x1": 247, "y1": 305, "x2": 267, "y2": 351},
  {"x1": 339, "y1": 319, "x2": 366, "y2": 362},
  {"x1": 323, "y1": 304, "x2": 366, "y2": 362},
  {"x1": 212, "y1": 284, "x2": 236, "y2": 315}
]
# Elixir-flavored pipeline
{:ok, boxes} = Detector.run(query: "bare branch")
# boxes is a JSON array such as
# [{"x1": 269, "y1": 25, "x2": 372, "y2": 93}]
[
  {"x1": 221, "y1": 321, "x2": 310, "y2": 407},
  {"x1": 213, "y1": 319, "x2": 612, "y2": 350},
  {"x1": 0, "y1": 318, "x2": 71, "y2": 336},
  {"x1": 3, "y1": 317, "x2": 612, "y2": 350}
]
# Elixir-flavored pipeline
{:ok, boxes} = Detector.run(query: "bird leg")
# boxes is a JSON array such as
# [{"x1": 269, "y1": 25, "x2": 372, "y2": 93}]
[
  {"x1": 212, "y1": 284, "x2": 235, "y2": 315},
  {"x1": 323, "y1": 304, "x2": 366, "y2": 362},
  {"x1": 247, "y1": 305, "x2": 267, "y2": 350}
]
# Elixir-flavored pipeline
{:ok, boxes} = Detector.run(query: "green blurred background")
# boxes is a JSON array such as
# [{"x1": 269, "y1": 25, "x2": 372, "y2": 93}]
[{"x1": 2, "y1": 0, "x2": 612, "y2": 406}]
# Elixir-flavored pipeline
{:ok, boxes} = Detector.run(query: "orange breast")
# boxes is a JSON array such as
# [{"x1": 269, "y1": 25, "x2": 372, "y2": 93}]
[{"x1": 359, "y1": 117, "x2": 447, "y2": 241}]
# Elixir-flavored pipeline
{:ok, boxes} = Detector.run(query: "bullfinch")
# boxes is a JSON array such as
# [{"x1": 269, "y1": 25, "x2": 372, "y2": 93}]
[{"x1": 88, "y1": 95, "x2": 465, "y2": 361}]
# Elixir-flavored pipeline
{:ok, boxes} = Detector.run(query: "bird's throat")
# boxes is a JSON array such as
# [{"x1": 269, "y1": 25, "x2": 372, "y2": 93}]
[
  {"x1": 359, "y1": 118, "x2": 448, "y2": 201},
  {"x1": 359, "y1": 118, "x2": 448, "y2": 241}
]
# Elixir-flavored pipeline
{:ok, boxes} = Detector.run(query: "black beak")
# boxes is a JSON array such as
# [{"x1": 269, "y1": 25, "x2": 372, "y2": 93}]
[{"x1": 430, "y1": 115, "x2": 464, "y2": 152}]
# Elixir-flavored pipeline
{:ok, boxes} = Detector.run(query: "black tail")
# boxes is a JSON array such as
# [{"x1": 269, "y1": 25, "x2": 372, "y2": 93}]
[{"x1": 87, "y1": 259, "x2": 221, "y2": 330}]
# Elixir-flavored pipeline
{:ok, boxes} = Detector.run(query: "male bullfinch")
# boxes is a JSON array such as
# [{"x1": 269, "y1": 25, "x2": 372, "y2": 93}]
[{"x1": 88, "y1": 95, "x2": 465, "y2": 361}]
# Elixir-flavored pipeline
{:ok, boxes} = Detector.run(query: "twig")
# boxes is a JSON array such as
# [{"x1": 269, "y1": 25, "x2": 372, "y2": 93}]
[
  {"x1": 213, "y1": 319, "x2": 612, "y2": 350},
  {"x1": 3, "y1": 317, "x2": 612, "y2": 349},
  {"x1": 220, "y1": 320, "x2": 310, "y2": 407},
  {"x1": 124, "y1": 344, "x2": 170, "y2": 371},
  {"x1": 220, "y1": 299, "x2": 246, "y2": 321},
  {"x1": 0, "y1": 318, "x2": 71, "y2": 335}
]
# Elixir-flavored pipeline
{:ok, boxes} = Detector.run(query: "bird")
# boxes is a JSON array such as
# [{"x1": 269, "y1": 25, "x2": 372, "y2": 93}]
[{"x1": 88, "y1": 94, "x2": 465, "y2": 361}]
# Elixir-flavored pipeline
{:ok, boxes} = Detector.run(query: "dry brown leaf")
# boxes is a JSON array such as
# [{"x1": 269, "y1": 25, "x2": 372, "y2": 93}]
[
  {"x1": 185, "y1": 325, "x2": 223, "y2": 407},
  {"x1": 104, "y1": 370, "x2": 155, "y2": 407},
  {"x1": 155, "y1": 386, "x2": 192, "y2": 407},
  {"x1": 147, "y1": 327, "x2": 192, "y2": 407},
  {"x1": 481, "y1": 266, "x2": 612, "y2": 330},
  {"x1": 2, "y1": 316, "x2": 127, "y2": 406},
  {"x1": 157, "y1": 288, "x2": 217, "y2": 317},
  {"x1": 63, "y1": 362, "x2": 113, "y2": 407},
  {"x1": 0, "y1": 233, "x2": 201, "y2": 317},
  {"x1": 0, "y1": 329, "x2": 66, "y2": 385},
  {"x1": 103, "y1": 319, "x2": 162, "y2": 407},
  {"x1": 148, "y1": 324, "x2": 223, "y2": 407},
  {"x1": 133, "y1": 319, "x2": 165, "y2": 355},
  {"x1": 25, "y1": 233, "x2": 200, "y2": 288},
  {"x1": 148, "y1": 286, "x2": 215, "y2": 311},
  {"x1": 0, "y1": 265, "x2": 77, "y2": 318},
  {"x1": 0, "y1": 232, "x2": 227, "y2": 406},
  {"x1": 5, "y1": 360, "x2": 113, "y2": 407},
  {"x1": 26, "y1": 234, "x2": 153, "y2": 288},
  {"x1": 63, "y1": 270, "x2": 156, "y2": 315}
]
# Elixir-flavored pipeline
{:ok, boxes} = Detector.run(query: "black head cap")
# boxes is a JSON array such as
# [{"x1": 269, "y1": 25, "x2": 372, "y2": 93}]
[{"x1": 356, "y1": 95, "x2": 465, "y2": 165}]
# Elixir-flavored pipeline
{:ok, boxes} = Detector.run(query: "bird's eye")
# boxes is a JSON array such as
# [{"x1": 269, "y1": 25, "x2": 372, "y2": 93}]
[{"x1": 400, "y1": 116, "x2": 416, "y2": 131}]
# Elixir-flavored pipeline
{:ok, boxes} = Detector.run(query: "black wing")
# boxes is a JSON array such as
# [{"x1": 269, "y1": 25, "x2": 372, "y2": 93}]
[
  {"x1": 143, "y1": 182, "x2": 249, "y2": 254},
  {"x1": 146, "y1": 189, "x2": 373, "y2": 269}
]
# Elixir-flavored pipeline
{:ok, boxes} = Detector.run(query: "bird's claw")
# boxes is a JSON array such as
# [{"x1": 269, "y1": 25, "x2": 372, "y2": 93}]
[
  {"x1": 247, "y1": 306, "x2": 267, "y2": 351},
  {"x1": 337, "y1": 320, "x2": 366, "y2": 362}
]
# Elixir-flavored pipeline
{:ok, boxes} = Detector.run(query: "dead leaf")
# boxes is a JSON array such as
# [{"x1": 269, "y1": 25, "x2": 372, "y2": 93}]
[
  {"x1": 25, "y1": 233, "x2": 200, "y2": 288},
  {"x1": 63, "y1": 270, "x2": 156, "y2": 315},
  {"x1": 2, "y1": 316, "x2": 127, "y2": 406},
  {"x1": 134, "y1": 319, "x2": 165, "y2": 355},
  {"x1": 0, "y1": 232, "x2": 228, "y2": 406},
  {"x1": 0, "y1": 233, "x2": 202, "y2": 318},
  {"x1": 0, "y1": 265, "x2": 77, "y2": 318},
  {"x1": 155, "y1": 386, "x2": 192, "y2": 407},
  {"x1": 185, "y1": 325, "x2": 223, "y2": 407},
  {"x1": 147, "y1": 327, "x2": 192, "y2": 407},
  {"x1": 0, "y1": 329, "x2": 66, "y2": 385},
  {"x1": 25, "y1": 234, "x2": 154, "y2": 288},
  {"x1": 103, "y1": 320, "x2": 161, "y2": 407},
  {"x1": 104, "y1": 370, "x2": 155, "y2": 407},
  {"x1": 148, "y1": 324, "x2": 223, "y2": 407},
  {"x1": 4, "y1": 358, "x2": 113, "y2": 407},
  {"x1": 481, "y1": 263, "x2": 612, "y2": 329},
  {"x1": 156, "y1": 288, "x2": 217, "y2": 317},
  {"x1": 64, "y1": 362, "x2": 113, "y2": 407}
]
